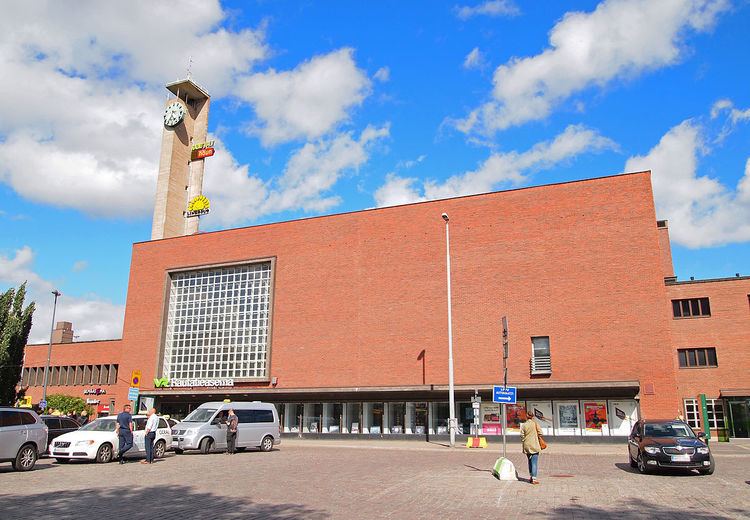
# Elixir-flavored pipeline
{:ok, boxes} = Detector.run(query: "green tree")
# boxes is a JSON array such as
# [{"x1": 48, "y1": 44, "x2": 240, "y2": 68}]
[
  {"x1": 0, "y1": 283, "x2": 35, "y2": 405},
  {"x1": 46, "y1": 394, "x2": 92, "y2": 415}
]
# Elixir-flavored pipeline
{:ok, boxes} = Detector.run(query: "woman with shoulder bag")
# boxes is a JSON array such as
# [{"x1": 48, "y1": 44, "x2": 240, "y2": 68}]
[{"x1": 520, "y1": 409, "x2": 546, "y2": 484}]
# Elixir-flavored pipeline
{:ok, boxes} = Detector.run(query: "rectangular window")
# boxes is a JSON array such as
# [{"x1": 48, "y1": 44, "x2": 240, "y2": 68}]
[
  {"x1": 162, "y1": 262, "x2": 273, "y2": 380},
  {"x1": 530, "y1": 336, "x2": 551, "y2": 375},
  {"x1": 21, "y1": 368, "x2": 29, "y2": 387},
  {"x1": 672, "y1": 297, "x2": 711, "y2": 318},
  {"x1": 706, "y1": 399, "x2": 726, "y2": 429},
  {"x1": 684, "y1": 399, "x2": 700, "y2": 429},
  {"x1": 109, "y1": 364, "x2": 118, "y2": 385},
  {"x1": 677, "y1": 348, "x2": 718, "y2": 368}
]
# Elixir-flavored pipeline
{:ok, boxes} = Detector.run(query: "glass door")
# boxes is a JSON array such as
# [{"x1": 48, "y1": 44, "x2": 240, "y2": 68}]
[{"x1": 729, "y1": 400, "x2": 750, "y2": 438}]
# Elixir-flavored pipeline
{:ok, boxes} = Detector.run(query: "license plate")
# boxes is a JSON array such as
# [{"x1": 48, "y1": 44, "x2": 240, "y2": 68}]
[{"x1": 671, "y1": 454, "x2": 691, "y2": 462}]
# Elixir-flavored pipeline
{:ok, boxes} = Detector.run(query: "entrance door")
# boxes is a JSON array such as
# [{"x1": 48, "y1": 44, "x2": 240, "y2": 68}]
[{"x1": 729, "y1": 400, "x2": 750, "y2": 438}]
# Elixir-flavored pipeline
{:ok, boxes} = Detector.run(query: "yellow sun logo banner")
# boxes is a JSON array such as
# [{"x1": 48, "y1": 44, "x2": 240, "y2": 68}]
[{"x1": 185, "y1": 194, "x2": 210, "y2": 217}]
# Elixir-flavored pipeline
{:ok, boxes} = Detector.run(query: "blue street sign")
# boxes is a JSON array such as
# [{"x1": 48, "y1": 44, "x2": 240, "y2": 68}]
[
  {"x1": 493, "y1": 386, "x2": 517, "y2": 404},
  {"x1": 39, "y1": 399, "x2": 47, "y2": 410},
  {"x1": 127, "y1": 387, "x2": 140, "y2": 401}
]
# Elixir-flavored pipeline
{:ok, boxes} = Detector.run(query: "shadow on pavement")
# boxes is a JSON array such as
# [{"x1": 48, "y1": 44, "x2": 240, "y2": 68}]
[
  {"x1": 463, "y1": 464, "x2": 492, "y2": 474},
  {"x1": 0, "y1": 485, "x2": 327, "y2": 519},
  {"x1": 539, "y1": 498, "x2": 745, "y2": 519},
  {"x1": 0, "y1": 462, "x2": 59, "y2": 474},
  {"x1": 613, "y1": 462, "x2": 706, "y2": 477}
]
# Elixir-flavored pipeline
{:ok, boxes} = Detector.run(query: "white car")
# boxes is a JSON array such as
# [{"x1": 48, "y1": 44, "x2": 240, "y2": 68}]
[{"x1": 49, "y1": 415, "x2": 173, "y2": 463}]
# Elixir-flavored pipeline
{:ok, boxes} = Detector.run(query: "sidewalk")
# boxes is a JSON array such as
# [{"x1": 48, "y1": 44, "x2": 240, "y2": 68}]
[{"x1": 280, "y1": 437, "x2": 750, "y2": 456}]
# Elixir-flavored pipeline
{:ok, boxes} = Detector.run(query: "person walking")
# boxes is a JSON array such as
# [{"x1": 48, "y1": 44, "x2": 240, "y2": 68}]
[
  {"x1": 520, "y1": 409, "x2": 544, "y2": 484},
  {"x1": 142, "y1": 408, "x2": 159, "y2": 465},
  {"x1": 115, "y1": 404, "x2": 134, "y2": 464},
  {"x1": 226, "y1": 408, "x2": 238, "y2": 455}
]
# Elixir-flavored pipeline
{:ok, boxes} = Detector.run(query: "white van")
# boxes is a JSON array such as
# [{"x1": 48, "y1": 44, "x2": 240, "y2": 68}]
[{"x1": 171, "y1": 401, "x2": 280, "y2": 454}]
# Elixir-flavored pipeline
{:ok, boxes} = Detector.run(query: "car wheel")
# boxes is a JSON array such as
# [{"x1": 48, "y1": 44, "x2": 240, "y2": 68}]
[
  {"x1": 636, "y1": 454, "x2": 651, "y2": 474},
  {"x1": 174, "y1": 448, "x2": 184, "y2": 455},
  {"x1": 699, "y1": 455, "x2": 715, "y2": 475},
  {"x1": 199, "y1": 437, "x2": 213, "y2": 454},
  {"x1": 260, "y1": 435, "x2": 274, "y2": 452},
  {"x1": 55, "y1": 458, "x2": 70, "y2": 464},
  {"x1": 13, "y1": 445, "x2": 38, "y2": 471},
  {"x1": 154, "y1": 440, "x2": 166, "y2": 459},
  {"x1": 96, "y1": 443, "x2": 113, "y2": 463}
]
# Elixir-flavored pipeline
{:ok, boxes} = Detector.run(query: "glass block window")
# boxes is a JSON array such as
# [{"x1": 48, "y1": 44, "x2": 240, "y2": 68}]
[{"x1": 163, "y1": 262, "x2": 272, "y2": 379}]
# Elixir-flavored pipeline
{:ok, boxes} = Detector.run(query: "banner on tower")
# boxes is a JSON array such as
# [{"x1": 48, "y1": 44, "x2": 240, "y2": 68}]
[
  {"x1": 185, "y1": 195, "x2": 210, "y2": 218},
  {"x1": 191, "y1": 140, "x2": 216, "y2": 161}
]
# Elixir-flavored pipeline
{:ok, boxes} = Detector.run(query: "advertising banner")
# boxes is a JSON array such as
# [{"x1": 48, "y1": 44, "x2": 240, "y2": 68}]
[
  {"x1": 505, "y1": 403, "x2": 526, "y2": 432},
  {"x1": 480, "y1": 402, "x2": 502, "y2": 435},
  {"x1": 557, "y1": 402, "x2": 579, "y2": 430},
  {"x1": 584, "y1": 401, "x2": 607, "y2": 430}
]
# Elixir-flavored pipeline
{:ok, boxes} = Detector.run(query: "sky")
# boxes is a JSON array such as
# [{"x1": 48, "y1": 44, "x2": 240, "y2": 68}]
[{"x1": 1, "y1": 0, "x2": 749, "y2": 343}]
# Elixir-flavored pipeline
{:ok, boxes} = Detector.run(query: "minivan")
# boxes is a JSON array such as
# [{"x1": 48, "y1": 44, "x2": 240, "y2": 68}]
[
  {"x1": 0, "y1": 407, "x2": 48, "y2": 471},
  {"x1": 171, "y1": 401, "x2": 280, "y2": 454}
]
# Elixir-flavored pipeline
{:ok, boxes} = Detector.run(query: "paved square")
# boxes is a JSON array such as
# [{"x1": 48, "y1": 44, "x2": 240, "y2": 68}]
[{"x1": 1, "y1": 439, "x2": 748, "y2": 519}]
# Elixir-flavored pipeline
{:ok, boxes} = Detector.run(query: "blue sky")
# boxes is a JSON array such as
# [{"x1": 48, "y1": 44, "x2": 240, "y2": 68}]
[{"x1": 1, "y1": 0, "x2": 749, "y2": 342}]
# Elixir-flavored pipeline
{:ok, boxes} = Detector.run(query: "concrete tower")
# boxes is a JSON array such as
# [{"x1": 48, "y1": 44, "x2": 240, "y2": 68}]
[{"x1": 151, "y1": 79, "x2": 211, "y2": 240}]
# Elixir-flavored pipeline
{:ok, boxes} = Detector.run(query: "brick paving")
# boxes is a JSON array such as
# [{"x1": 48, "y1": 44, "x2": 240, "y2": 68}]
[{"x1": 1, "y1": 439, "x2": 748, "y2": 519}]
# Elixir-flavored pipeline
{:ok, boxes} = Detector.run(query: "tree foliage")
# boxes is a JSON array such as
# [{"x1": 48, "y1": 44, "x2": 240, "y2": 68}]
[
  {"x1": 45, "y1": 394, "x2": 92, "y2": 415},
  {"x1": 0, "y1": 283, "x2": 35, "y2": 405}
]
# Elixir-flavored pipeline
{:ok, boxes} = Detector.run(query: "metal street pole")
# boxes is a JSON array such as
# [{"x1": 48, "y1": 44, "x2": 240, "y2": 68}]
[
  {"x1": 42, "y1": 290, "x2": 61, "y2": 405},
  {"x1": 442, "y1": 213, "x2": 456, "y2": 448},
  {"x1": 502, "y1": 316, "x2": 509, "y2": 459}
]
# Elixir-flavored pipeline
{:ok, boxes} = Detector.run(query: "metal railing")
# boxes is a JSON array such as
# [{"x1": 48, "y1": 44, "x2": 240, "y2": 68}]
[{"x1": 530, "y1": 355, "x2": 552, "y2": 375}]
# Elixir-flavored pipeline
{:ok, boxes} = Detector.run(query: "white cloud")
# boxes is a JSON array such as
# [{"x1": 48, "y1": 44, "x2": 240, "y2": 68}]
[
  {"x1": 204, "y1": 125, "x2": 390, "y2": 226},
  {"x1": 455, "y1": 1, "x2": 520, "y2": 19},
  {"x1": 625, "y1": 120, "x2": 750, "y2": 248},
  {"x1": 237, "y1": 49, "x2": 372, "y2": 146},
  {"x1": 0, "y1": 1, "x2": 269, "y2": 218},
  {"x1": 463, "y1": 47, "x2": 486, "y2": 70},
  {"x1": 0, "y1": 247, "x2": 124, "y2": 343},
  {"x1": 711, "y1": 98, "x2": 750, "y2": 124},
  {"x1": 457, "y1": 0, "x2": 730, "y2": 136},
  {"x1": 374, "y1": 66, "x2": 391, "y2": 82},
  {"x1": 72, "y1": 261, "x2": 88, "y2": 273},
  {"x1": 375, "y1": 124, "x2": 615, "y2": 207}
]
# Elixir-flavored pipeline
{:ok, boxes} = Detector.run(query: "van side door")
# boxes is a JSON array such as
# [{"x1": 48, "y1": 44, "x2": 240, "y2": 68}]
[
  {"x1": 251, "y1": 409, "x2": 276, "y2": 446},
  {"x1": 235, "y1": 409, "x2": 254, "y2": 447}
]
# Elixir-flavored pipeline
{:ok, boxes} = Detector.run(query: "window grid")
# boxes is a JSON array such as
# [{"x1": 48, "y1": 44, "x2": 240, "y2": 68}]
[
  {"x1": 671, "y1": 297, "x2": 711, "y2": 318},
  {"x1": 163, "y1": 263, "x2": 272, "y2": 380},
  {"x1": 683, "y1": 398, "x2": 726, "y2": 429},
  {"x1": 678, "y1": 347, "x2": 718, "y2": 368}
]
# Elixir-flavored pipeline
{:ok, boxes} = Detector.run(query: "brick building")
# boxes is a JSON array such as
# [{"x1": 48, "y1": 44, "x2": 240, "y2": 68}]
[{"x1": 19, "y1": 171, "x2": 749, "y2": 438}]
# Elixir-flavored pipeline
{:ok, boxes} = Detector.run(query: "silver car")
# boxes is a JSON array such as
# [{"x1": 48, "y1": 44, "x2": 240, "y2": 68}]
[
  {"x1": 0, "y1": 407, "x2": 48, "y2": 471},
  {"x1": 172, "y1": 401, "x2": 280, "y2": 454}
]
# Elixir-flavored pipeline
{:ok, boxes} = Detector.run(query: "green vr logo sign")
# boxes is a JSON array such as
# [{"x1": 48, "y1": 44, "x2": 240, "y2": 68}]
[{"x1": 153, "y1": 377, "x2": 170, "y2": 388}]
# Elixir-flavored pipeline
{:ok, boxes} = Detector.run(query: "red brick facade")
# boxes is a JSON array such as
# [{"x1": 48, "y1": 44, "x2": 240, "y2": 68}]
[{"x1": 17, "y1": 171, "x2": 748, "y2": 433}]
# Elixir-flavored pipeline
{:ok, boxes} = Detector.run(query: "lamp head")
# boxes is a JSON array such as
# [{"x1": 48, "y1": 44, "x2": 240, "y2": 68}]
[
  {"x1": 52, "y1": 290, "x2": 61, "y2": 297},
  {"x1": 441, "y1": 213, "x2": 449, "y2": 222}
]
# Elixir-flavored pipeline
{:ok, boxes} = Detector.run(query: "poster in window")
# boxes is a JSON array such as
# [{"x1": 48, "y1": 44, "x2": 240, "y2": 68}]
[
  {"x1": 505, "y1": 403, "x2": 526, "y2": 431},
  {"x1": 558, "y1": 403, "x2": 579, "y2": 429},
  {"x1": 480, "y1": 403, "x2": 501, "y2": 435},
  {"x1": 584, "y1": 402, "x2": 607, "y2": 430}
]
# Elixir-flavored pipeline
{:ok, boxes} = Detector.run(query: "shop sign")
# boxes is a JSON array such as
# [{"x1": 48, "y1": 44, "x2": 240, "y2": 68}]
[
  {"x1": 480, "y1": 403, "x2": 501, "y2": 435},
  {"x1": 83, "y1": 388, "x2": 107, "y2": 395},
  {"x1": 191, "y1": 140, "x2": 216, "y2": 161},
  {"x1": 86, "y1": 398, "x2": 100, "y2": 405},
  {"x1": 184, "y1": 194, "x2": 210, "y2": 218},
  {"x1": 153, "y1": 377, "x2": 234, "y2": 388}
]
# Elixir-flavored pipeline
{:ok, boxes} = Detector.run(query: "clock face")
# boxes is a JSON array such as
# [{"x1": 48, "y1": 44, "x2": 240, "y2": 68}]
[{"x1": 163, "y1": 101, "x2": 186, "y2": 127}]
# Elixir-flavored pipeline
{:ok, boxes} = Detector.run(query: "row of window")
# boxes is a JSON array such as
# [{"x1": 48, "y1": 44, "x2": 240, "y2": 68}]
[
  {"x1": 21, "y1": 364, "x2": 119, "y2": 387},
  {"x1": 672, "y1": 297, "x2": 711, "y2": 318},
  {"x1": 684, "y1": 398, "x2": 725, "y2": 429},
  {"x1": 678, "y1": 347, "x2": 718, "y2": 368}
]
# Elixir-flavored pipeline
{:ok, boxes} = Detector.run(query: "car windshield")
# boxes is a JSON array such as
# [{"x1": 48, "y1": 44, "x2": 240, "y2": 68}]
[
  {"x1": 79, "y1": 419, "x2": 116, "y2": 432},
  {"x1": 181, "y1": 408, "x2": 218, "y2": 423},
  {"x1": 644, "y1": 423, "x2": 695, "y2": 438}
]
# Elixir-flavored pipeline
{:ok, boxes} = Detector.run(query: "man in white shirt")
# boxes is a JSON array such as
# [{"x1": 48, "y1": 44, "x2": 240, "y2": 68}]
[{"x1": 142, "y1": 408, "x2": 160, "y2": 464}]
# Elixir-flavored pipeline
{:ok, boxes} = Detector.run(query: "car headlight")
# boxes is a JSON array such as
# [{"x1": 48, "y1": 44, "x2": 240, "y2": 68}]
[
  {"x1": 75, "y1": 440, "x2": 96, "y2": 446},
  {"x1": 697, "y1": 447, "x2": 709, "y2": 454},
  {"x1": 644, "y1": 446, "x2": 661, "y2": 455}
]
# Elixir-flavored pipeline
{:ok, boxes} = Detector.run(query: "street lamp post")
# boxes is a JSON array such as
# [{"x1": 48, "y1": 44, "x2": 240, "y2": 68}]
[
  {"x1": 42, "y1": 290, "x2": 61, "y2": 405},
  {"x1": 442, "y1": 213, "x2": 457, "y2": 448}
]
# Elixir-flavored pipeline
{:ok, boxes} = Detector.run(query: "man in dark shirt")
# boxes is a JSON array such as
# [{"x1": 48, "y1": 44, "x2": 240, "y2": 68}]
[
  {"x1": 115, "y1": 404, "x2": 134, "y2": 464},
  {"x1": 226, "y1": 409, "x2": 239, "y2": 455}
]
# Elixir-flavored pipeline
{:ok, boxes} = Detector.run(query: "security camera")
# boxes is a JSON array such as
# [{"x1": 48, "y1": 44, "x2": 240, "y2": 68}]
[{"x1": 441, "y1": 213, "x2": 449, "y2": 222}]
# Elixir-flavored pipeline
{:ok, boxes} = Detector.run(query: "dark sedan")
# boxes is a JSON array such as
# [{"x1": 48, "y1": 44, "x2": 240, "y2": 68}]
[
  {"x1": 41, "y1": 416, "x2": 81, "y2": 451},
  {"x1": 628, "y1": 419, "x2": 714, "y2": 475}
]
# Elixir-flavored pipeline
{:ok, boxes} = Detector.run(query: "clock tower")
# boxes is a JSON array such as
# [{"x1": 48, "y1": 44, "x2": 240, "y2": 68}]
[{"x1": 151, "y1": 79, "x2": 211, "y2": 240}]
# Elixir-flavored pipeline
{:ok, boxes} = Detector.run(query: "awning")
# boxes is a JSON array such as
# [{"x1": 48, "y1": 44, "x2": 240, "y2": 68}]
[{"x1": 720, "y1": 389, "x2": 750, "y2": 397}]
